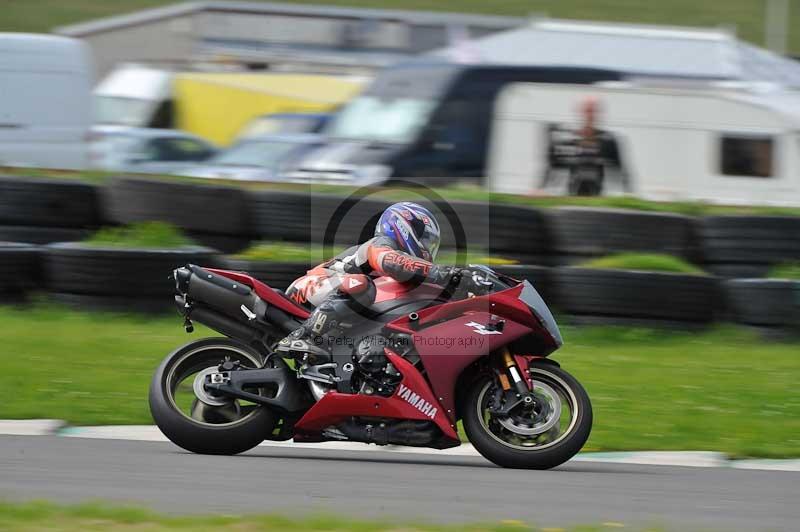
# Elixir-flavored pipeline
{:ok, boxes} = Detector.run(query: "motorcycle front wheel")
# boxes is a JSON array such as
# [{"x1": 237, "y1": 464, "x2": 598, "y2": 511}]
[
  {"x1": 149, "y1": 338, "x2": 276, "y2": 455},
  {"x1": 462, "y1": 360, "x2": 592, "y2": 470}
]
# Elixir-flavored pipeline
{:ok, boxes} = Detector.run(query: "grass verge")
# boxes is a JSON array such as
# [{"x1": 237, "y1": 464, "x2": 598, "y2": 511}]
[
  {"x1": 0, "y1": 500, "x2": 668, "y2": 532},
  {"x1": 769, "y1": 262, "x2": 800, "y2": 280},
  {"x1": 85, "y1": 222, "x2": 196, "y2": 249},
  {"x1": 1, "y1": 305, "x2": 798, "y2": 457},
  {"x1": 233, "y1": 241, "x2": 339, "y2": 262},
  {"x1": 579, "y1": 253, "x2": 705, "y2": 274}
]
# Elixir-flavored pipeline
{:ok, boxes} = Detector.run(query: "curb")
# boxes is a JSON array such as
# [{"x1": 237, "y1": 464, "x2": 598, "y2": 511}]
[
  {"x1": 3, "y1": 420, "x2": 799, "y2": 472},
  {"x1": 0, "y1": 419, "x2": 66, "y2": 436}
]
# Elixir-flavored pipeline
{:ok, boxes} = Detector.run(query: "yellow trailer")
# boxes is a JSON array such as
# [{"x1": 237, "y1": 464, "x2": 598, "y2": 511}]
[{"x1": 174, "y1": 73, "x2": 364, "y2": 145}]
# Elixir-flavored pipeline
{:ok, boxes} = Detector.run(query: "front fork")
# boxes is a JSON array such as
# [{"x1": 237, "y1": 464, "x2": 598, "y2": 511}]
[{"x1": 489, "y1": 348, "x2": 535, "y2": 414}]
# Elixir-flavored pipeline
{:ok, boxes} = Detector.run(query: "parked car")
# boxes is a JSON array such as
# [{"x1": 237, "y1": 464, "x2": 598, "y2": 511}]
[
  {"x1": 89, "y1": 126, "x2": 217, "y2": 174},
  {"x1": 235, "y1": 113, "x2": 332, "y2": 141},
  {"x1": 0, "y1": 33, "x2": 92, "y2": 169},
  {"x1": 289, "y1": 61, "x2": 622, "y2": 185},
  {"x1": 178, "y1": 134, "x2": 323, "y2": 181}
]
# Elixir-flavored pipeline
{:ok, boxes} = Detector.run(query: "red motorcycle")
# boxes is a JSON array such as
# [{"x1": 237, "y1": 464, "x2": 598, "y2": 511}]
[{"x1": 149, "y1": 264, "x2": 592, "y2": 469}]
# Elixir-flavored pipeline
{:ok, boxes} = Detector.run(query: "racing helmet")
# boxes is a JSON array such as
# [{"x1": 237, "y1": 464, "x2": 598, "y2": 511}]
[{"x1": 374, "y1": 202, "x2": 441, "y2": 261}]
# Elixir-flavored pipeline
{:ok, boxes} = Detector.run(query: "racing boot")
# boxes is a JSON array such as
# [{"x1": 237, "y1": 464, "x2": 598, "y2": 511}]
[{"x1": 274, "y1": 300, "x2": 340, "y2": 363}]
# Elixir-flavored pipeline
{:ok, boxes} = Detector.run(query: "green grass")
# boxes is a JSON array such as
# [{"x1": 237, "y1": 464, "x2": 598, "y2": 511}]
[
  {"x1": 580, "y1": 253, "x2": 705, "y2": 275},
  {"x1": 85, "y1": 222, "x2": 195, "y2": 249},
  {"x1": 0, "y1": 500, "x2": 669, "y2": 532},
  {"x1": 1, "y1": 305, "x2": 799, "y2": 457},
  {"x1": 4, "y1": 0, "x2": 800, "y2": 54},
  {"x1": 769, "y1": 262, "x2": 800, "y2": 280},
  {"x1": 233, "y1": 241, "x2": 340, "y2": 263},
  {"x1": 438, "y1": 250, "x2": 517, "y2": 266}
]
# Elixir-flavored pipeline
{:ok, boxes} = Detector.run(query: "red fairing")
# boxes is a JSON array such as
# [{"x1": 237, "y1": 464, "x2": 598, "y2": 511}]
[
  {"x1": 293, "y1": 350, "x2": 459, "y2": 446},
  {"x1": 389, "y1": 283, "x2": 537, "y2": 333},
  {"x1": 387, "y1": 284, "x2": 545, "y2": 420},
  {"x1": 206, "y1": 268, "x2": 310, "y2": 319},
  {"x1": 373, "y1": 277, "x2": 447, "y2": 303}
]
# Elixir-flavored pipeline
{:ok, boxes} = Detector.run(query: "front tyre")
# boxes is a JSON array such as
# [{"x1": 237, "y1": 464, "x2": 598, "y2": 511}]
[
  {"x1": 149, "y1": 338, "x2": 276, "y2": 455},
  {"x1": 462, "y1": 361, "x2": 592, "y2": 470}
]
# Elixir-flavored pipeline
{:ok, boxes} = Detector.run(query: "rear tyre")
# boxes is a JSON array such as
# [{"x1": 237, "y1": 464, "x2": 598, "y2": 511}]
[
  {"x1": 149, "y1": 338, "x2": 276, "y2": 455},
  {"x1": 462, "y1": 361, "x2": 592, "y2": 470}
]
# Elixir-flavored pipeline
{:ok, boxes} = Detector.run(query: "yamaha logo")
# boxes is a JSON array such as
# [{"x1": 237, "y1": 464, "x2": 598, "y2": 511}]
[{"x1": 396, "y1": 383, "x2": 438, "y2": 419}]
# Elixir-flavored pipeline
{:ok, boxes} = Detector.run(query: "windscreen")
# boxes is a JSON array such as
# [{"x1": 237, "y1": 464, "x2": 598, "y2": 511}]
[
  {"x1": 211, "y1": 140, "x2": 303, "y2": 169},
  {"x1": 94, "y1": 95, "x2": 153, "y2": 127},
  {"x1": 325, "y1": 96, "x2": 436, "y2": 144},
  {"x1": 519, "y1": 281, "x2": 563, "y2": 348}
]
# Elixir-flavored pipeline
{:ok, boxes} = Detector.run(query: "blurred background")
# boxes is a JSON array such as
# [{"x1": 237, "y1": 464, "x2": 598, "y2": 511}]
[
  {"x1": 0, "y1": 3, "x2": 799, "y2": 528},
  {"x1": 1, "y1": 0, "x2": 800, "y2": 199}
]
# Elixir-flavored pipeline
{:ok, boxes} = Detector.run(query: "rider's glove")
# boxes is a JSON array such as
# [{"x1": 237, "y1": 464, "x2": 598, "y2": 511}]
[
  {"x1": 432, "y1": 266, "x2": 493, "y2": 295},
  {"x1": 461, "y1": 267, "x2": 494, "y2": 294}
]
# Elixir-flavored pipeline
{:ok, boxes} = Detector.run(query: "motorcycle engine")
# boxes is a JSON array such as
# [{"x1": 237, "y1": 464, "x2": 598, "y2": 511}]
[{"x1": 353, "y1": 335, "x2": 402, "y2": 397}]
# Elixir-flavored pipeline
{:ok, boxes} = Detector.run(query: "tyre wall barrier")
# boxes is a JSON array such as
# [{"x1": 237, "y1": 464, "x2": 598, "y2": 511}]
[
  {"x1": 544, "y1": 207, "x2": 695, "y2": 263},
  {"x1": 0, "y1": 242, "x2": 39, "y2": 302},
  {"x1": 249, "y1": 192, "x2": 388, "y2": 247},
  {"x1": 552, "y1": 267, "x2": 719, "y2": 324},
  {"x1": 698, "y1": 216, "x2": 800, "y2": 278},
  {"x1": 43, "y1": 243, "x2": 220, "y2": 311},
  {"x1": 724, "y1": 279, "x2": 800, "y2": 328},
  {"x1": 0, "y1": 176, "x2": 100, "y2": 245},
  {"x1": 104, "y1": 177, "x2": 253, "y2": 252},
  {"x1": 492, "y1": 264, "x2": 551, "y2": 301},
  {"x1": 248, "y1": 191, "x2": 550, "y2": 262}
]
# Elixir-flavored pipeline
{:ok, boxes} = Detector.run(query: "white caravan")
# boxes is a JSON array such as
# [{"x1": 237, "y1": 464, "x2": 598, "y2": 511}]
[
  {"x1": 0, "y1": 34, "x2": 92, "y2": 169},
  {"x1": 488, "y1": 82, "x2": 800, "y2": 206}
]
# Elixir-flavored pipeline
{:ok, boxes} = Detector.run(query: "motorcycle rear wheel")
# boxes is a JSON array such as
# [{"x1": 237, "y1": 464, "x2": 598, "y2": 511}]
[
  {"x1": 149, "y1": 338, "x2": 276, "y2": 455},
  {"x1": 462, "y1": 361, "x2": 592, "y2": 470}
]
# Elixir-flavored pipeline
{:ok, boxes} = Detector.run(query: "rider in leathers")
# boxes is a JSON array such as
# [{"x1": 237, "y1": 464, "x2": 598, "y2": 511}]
[{"x1": 277, "y1": 202, "x2": 471, "y2": 361}]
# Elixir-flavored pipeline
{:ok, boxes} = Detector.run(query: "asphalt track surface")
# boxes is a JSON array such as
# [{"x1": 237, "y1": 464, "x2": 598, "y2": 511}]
[{"x1": 1, "y1": 435, "x2": 797, "y2": 531}]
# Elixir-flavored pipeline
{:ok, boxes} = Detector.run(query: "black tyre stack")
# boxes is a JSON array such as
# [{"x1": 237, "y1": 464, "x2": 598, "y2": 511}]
[
  {"x1": 698, "y1": 216, "x2": 800, "y2": 278},
  {"x1": 43, "y1": 242, "x2": 219, "y2": 312},
  {"x1": 104, "y1": 177, "x2": 253, "y2": 253},
  {"x1": 553, "y1": 267, "x2": 718, "y2": 326},
  {"x1": 0, "y1": 176, "x2": 99, "y2": 244},
  {"x1": 0, "y1": 242, "x2": 40, "y2": 303},
  {"x1": 544, "y1": 207, "x2": 695, "y2": 264},
  {"x1": 429, "y1": 201, "x2": 550, "y2": 264},
  {"x1": 493, "y1": 264, "x2": 551, "y2": 301},
  {"x1": 543, "y1": 207, "x2": 714, "y2": 325},
  {"x1": 724, "y1": 279, "x2": 800, "y2": 329},
  {"x1": 249, "y1": 191, "x2": 313, "y2": 243}
]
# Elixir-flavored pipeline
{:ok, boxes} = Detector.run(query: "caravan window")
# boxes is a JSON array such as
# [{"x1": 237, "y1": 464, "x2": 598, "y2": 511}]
[{"x1": 719, "y1": 135, "x2": 774, "y2": 178}]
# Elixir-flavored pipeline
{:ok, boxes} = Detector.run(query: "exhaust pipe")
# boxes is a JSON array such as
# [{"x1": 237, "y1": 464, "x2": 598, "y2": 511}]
[{"x1": 189, "y1": 305, "x2": 262, "y2": 344}]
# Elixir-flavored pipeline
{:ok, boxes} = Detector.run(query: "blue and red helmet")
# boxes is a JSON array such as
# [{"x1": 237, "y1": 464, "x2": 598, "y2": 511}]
[{"x1": 375, "y1": 202, "x2": 441, "y2": 261}]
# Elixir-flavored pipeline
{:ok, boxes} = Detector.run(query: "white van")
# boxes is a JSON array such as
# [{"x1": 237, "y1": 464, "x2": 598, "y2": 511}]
[
  {"x1": 0, "y1": 34, "x2": 92, "y2": 169},
  {"x1": 93, "y1": 64, "x2": 173, "y2": 128},
  {"x1": 488, "y1": 81, "x2": 800, "y2": 206}
]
